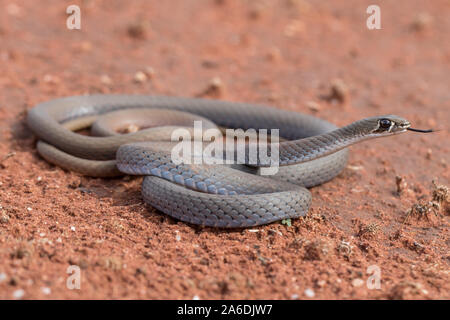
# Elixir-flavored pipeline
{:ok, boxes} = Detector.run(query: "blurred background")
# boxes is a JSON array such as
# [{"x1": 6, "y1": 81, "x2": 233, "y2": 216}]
[{"x1": 1, "y1": 0, "x2": 448, "y2": 119}]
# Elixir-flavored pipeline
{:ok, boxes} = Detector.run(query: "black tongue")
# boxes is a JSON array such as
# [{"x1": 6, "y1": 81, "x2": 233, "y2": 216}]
[{"x1": 407, "y1": 128, "x2": 434, "y2": 133}]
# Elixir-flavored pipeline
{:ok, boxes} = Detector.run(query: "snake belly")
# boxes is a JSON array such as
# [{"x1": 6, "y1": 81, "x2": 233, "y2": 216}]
[{"x1": 27, "y1": 95, "x2": 349, "y2": 228}]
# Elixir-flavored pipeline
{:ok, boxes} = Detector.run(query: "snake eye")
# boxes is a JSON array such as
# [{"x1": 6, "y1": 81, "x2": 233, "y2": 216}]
[{"x1": 379, "y1": 119, "x2": 392, "y2": 129}]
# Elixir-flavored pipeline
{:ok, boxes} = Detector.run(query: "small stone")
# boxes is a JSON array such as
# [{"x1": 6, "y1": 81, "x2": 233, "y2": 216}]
[
  {"x1": 192, "y1": 295, "x2": 200, "y2": 300},
  {"x1": 210, "y1": 77, "x2": 223, "y2": 90},
  {"x1": 27, "y1": 207, "x2": 32, "y2": 212},
  {"x1": 41, "y1": 287, "x2": 51, "y2": 295},
  {"x1": 304, "y1": 240, "x2": 329, "y2": 260},
  {"x1": 0, "y1": 214, "x2": 9, "y2": 224},
  {"x1": 100, "y1": 75, "x2": 112, "y2": 85},
  {"x1": 304, "y1": 288, "x2": 315, "y2": 298},
  {"x1": 134, "y1": 71, "x2": 148, "y2": 83},
  {"x1": 329, "y1": 79, "x2": 349, "y2": 103},
  {"x1": 306, "y1": 101, "x2": 321, "y2": 112},
  {"x1": 102, "y1": 257, "x2": 123, "y2": 271},
  {"x1": 13, "y1": 289, "x2": 25, "y2": 300},
  {"x1": 347, "y1": 165, "x2": 364, "y2": 171},
  {"x1": 127, "y1": 21, "x2": 149, "y2": 39},
  {"x1": 352, "y1": 278, "x2": 365, "y2": 287},
  {"x1": 396, "y1": 175, "x2": 407, "y2": 194},
  {"x1": 201, "y1": 59, "x2": 219, "y2": 69},
  {"x1": 267, "y1": 47, "x2": 282, "y2": 62},
  {"x1": 122, "y1": 123, "x2": 140, "y2": 134},
  {"x1": 70, "y1": 226, "x2": 76, "y2": 232},
  {"x1": 144, "y1": 67, "x2": 156, "y2": 78},
  {"x1": 411, "y1": 13, "x2": 433, "y2": 32},
  {"x1": 43, "y1": 74, "x2": 60, "y2": 85},
  {"x1": 291, "y1": 293, "x2": 299, "y2": 299},
  {"x1": 432, "y1": 181, "x2": 449, "y2": 205},
  {"x1": 143, "y1": 251, "x2": 153, "y2": 259},
  {"x1": 0, "y1": 273, "x2": 7, "y2": 283},
  {"x1": 317, "y1": 280, "x2": 326, "y2": 287},
  {"x1": 197, "y1": 77, "x2": 225, "y2": 98}
]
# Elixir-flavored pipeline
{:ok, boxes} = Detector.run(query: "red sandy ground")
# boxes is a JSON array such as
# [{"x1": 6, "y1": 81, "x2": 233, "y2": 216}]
[{"x1": 0, "y1": 0, "x2": 449, "y2": 299}]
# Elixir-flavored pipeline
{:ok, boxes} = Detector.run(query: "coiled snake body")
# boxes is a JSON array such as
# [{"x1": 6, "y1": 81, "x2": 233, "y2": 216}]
[{"x1": 27, "y1": 95, "x2": 413, "y2": 227}]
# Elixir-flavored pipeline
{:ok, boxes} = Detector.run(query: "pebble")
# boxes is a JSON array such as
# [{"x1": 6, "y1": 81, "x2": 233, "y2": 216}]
[
  {"x1": 100, "y1": 75, "x2": 112, "y2": 85},
  {"x1": 13, "y1": 289, "x2": 25, "y2": 300},
  {"x1": 306, "y1": 101, "x2": 321, "y2": 112},
  {"x1": 347, "y1": 165, "x2": 364, "y2": 171},
  {"x1": 0, "y1": 214, "x2": 9, "y2": 224},
  {"x1": 198, "y1": 77, "x2": 225, "y2": 97},
  {"x1": 0, "y1": 273, "x2": 7, "y2": 283},
  {"x1": 127, "y1": 21, "x2": 149, "y2": 39},
  {"x1": 329, "y1": 79, "x2": 349, "y2": 103},
  {"x1": 209, "y1": 77, "x2": 224, "y2": 93},
  {"x1": 134, "y1": 71, "x2": 148, "y2": 83},
  {"x1": 304, "y1": 288, "x2": 315, "y2": 298},
  {"x1": 144, "y1": 67, "x2": 156, "y2": 78},
  {"x1": 41, "y1": 287, "x2": 51, "y2": 295},
  {"x1": 411, "y1": 13, "x2": 433, "y2": 31},
  {"x1": 70, "y1": 226, "x2": 76, "y2": 232},
  {"x1": 43, "y1": 74, "x2": 60, "y2": 85},
  {"x1": 316, "y1": 280, "x2": 326, "y2": 288},
  {"x1": 192, "y1": 295, "x2": 200, "y2": 300},
  {"x1": 352, "y1": 278, "x2": 365, "y2": 287},
  {"x1": 291, "y1": 293, "x2": 299, "y2": 299},
  {"x1": 396, "y1": 175, "x2": 407, "y2": 194}
]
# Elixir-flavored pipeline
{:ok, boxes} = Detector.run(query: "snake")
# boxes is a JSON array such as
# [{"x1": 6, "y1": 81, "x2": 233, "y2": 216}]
[{"x1": 26, "y1": 94, "x2": 429, "y2": 228}]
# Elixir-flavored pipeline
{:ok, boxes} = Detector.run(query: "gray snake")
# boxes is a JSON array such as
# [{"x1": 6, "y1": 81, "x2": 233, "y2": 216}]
[{"x1": 27, "y1": 95, "x2": 415, "y2": 228}]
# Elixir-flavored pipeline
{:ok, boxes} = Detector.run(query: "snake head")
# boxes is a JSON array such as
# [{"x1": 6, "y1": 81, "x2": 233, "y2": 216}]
[{"x1": 370, "y1": 115, "x2": 411, "y2": 135}]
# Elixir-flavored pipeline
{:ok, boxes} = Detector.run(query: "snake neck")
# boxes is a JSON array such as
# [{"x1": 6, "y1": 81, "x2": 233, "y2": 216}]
[{"x1": 242, "y1": 118, "x2": 376, "y2": 167}]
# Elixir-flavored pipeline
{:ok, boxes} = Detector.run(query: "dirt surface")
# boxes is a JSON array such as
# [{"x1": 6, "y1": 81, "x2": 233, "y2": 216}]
[{"x1": 0, "y1": 0, "x2": 449, "y2": 300}]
